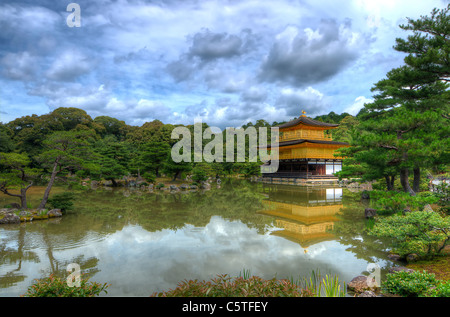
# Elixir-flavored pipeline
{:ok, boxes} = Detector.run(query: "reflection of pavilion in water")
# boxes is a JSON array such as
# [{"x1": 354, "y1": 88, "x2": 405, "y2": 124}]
[{"x1": 258, "y1": 185, "x2": 343, "y2": 249}]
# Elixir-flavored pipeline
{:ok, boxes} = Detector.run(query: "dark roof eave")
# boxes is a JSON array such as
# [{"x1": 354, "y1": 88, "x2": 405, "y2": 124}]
[
  {"x1": 259, "y1": 139, "x2": 349, "y2": 149},
  {"x1": 276, "y1": 116, "x2": 339, "y2": 129}
]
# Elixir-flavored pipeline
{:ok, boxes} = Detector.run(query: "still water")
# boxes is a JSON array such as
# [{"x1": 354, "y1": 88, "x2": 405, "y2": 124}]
[{"x1": 0, "y1": 179, "x2": 392, "y2": 296}]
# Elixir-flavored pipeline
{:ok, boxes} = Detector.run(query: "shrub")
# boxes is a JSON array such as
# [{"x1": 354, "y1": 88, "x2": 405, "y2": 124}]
[
  {"x1": 150, "y1": 274, "x2": 314, "y2": 297},
  {"x1": 142, "y1": 172, "x2": 156, "y2": 183},
  {"x1": 191, "y1": 167, "x2": 208, "y2": 183},
  {"x1": 424, "y1": 281, "x2": 450, "y2": 297},
  {"x1": 382, "y1": 270, "x2": 450, "y2": 297},
  {"x1": 370, "y1": 190, "x2": 439, "y2": 214},
  {"x1": 150, "y1": 271, "x2": 346, "y2": 297},
  {"x1": 23, "y1": 274, "x2": 109, "y2": 297},
  {"x1": 156, "y1": 183, "x2": 165, "y2": 189},
  {"x1": 369, "y1": 211, "x2": 450, "y2": 258},
  {"x1": 47, "y1": 192, "x2": 76, "y2": 213}
]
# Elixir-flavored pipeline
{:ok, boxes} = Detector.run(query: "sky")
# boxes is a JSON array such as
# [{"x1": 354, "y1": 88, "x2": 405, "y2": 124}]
[{"x1": 0, "y1": 0, "x2": 448, "y2": 129}]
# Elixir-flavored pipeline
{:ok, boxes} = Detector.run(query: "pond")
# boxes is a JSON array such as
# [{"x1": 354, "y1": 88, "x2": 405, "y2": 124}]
[{"x1": 0, "y1": 179, "x2": 393, "y2": 296}]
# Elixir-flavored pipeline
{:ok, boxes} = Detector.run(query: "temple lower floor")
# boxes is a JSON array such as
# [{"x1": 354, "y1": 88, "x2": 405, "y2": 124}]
[{"x1": 262, "y1": 159, "x2": 342, "y2": 179}]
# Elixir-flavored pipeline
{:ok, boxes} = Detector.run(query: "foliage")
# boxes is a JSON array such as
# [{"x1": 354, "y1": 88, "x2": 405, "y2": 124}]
[
  {"x1": 47, "y1": 192, "x2": 76, "y2": 213},
  {"x1": 370, "y1": 190, "x2": 439, "y2": 214},
  {"x1": 191, "y1": 166, "x2": 208, "y2": 183},
  {"x1": 383, "y1": 270, "x2": 450, "y2": 297},
  {"x1": 242, "y1": 162, "x2": 261, "y2": 178},
  {"x1": 382, "y1": 270, "x2": 438, "y2": 297},
  {"x1": 151, "y1": 270, "x2": 345, "y2": 297},
  {"x1": 0, "y1": 152, "x2": 41, "y2": 208},
  {"x1": 369, "y1": 211, "x2": 450, "y2": 258},
  {"x1": 23, "y1": 274, "x2": 109, "y2": 297},
  {"x1": 151, "y1": 274, "x2": 314, "y2": 297},
  {"x1": 336, "y1": 5, "x2": 450, "y2": 195},
  {"x1": 424, "y1": 280, "x2": 450, "y2": 297},
  {"x1": 142, "y1": 171, "x2": 156, "y2": 183}
]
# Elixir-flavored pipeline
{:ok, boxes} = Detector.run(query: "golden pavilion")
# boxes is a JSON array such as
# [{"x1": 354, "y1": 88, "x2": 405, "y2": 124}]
[{"x1": 264, "y1": 111, "x2": 349, "y2": 179}]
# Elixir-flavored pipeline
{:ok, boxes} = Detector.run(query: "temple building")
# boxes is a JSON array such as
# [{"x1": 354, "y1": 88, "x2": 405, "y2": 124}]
[{"x1": 263, "y1": 111, "x2": 349, "y2": 179}]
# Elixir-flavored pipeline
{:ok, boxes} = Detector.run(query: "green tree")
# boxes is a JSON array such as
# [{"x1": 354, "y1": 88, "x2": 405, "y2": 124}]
[
  {"x1": 137, "y1": 141, "x2": 171, "y2": 177},
  {"x1": 36, "y1": 131, "x2": 93, "y2": 209},
  {"x1": 338, "y1": 5, "x2": 450, "y2": 195},
  {"x1": 162, "y1": 155, "x2": 192, "y2": 181},
  {"x1": 0, "y1": 124, "x2": 15, "y2": 153},
  {"x1": 93, "y1": 136, "x2": 131, "y2": 186},
  {"x1": 0, "y1": 152, "x2": 40, "y2": 208},
  {"x1": 370, "y1": 210, "x2": 450, "y2": 258},
  {"x1": 394, "y1": 4, "x2": 450, "y2": 83}
]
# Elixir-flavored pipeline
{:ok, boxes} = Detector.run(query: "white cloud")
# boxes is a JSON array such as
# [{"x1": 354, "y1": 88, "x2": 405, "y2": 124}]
[
  {"x1": 0, "y1": 0, "x2": 446, "y2": 126},
  {"x1": 45, "y1": 50, "x2": 92, "y2": 82},
  {"x1": 344, "y1": 96, "x2": 373, "y2": 116}
]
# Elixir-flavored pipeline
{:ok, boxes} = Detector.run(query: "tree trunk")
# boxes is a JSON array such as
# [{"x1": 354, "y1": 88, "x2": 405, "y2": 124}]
[
  {"x1": 413, "y1": 167, "x2": 421, "y2": 193},
  {"x1": 400, "y1": 168, "x2": 416, "y2": 196},
  {"x1": 38, "y1": 158, "x2": 60, "y2": 210},
  {"x1": 172, "y1": 171, "x2": 180, "y2": 181},
  {"x1": 20, "y1": 188, "x2": 27, "y2": 209},
  {"x1": 0, "y1": 182, "x2": 32, "y2": 209},
  {"x1": 385, "y1": 175, "x2": 395, "y2": 190}
]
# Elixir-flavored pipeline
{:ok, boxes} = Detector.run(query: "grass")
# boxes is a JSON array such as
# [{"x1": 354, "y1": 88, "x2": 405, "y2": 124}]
[{"x1": 407, "y1": 246, "x2": 450, "y2": 281}]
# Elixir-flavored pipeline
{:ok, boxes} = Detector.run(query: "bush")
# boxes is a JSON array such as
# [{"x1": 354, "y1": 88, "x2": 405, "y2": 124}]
[
  {"x1": 424, "y1": 281, "x2": 450, "y2": 297},
  {"x1": 150, "y1": 274, "x2": 314, "y2": 297},
  {"x1": 23, "y1": 274, "x2": 109, "y2": 297},
  {"x1": 383, "y1": 270, "x2": 437, "y2": 297},
  {"x1": 150, "y1": 271, "x2": 346, "y2": 297},
  {"x1": 191, "y1": 167, "x2": 208, "y2": 183},
  {"x1": 142, "y1": 171, "x2": 156, "y2": 183},
  {"x1": 369, "y1": 211, "x2": 450, "y2": 258},
  {"x1": 370, "y1": 190, "x2": 439, "y2": 214},
  {"x1": 47, "y1": 192, "x2": 76, "y2": 213}
]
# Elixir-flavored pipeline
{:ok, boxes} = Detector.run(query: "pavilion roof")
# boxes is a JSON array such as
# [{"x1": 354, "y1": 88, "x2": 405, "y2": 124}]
[
  {"x1": 277, "y1": 116, "x2": 339, "y2": 129},
  {"x1": 263, "y1": 139, "x2": 349, "y2": 149}
]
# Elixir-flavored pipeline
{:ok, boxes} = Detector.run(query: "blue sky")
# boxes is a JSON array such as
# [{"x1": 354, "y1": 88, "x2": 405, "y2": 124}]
[{"x1": 0, "y1": 0, "x2": 447, "y2": 128}]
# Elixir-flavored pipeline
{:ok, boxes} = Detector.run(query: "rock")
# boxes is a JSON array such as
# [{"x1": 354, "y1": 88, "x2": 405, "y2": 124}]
[
  {"x1": 364, "y1": 208, "x2": 377, "y2": 219},
  {"x1": 0, "y1": 212, "x2": 20, "y2": 224},
  {"x1": 357, "y1": 291, "x2": 377, "y2": 297},
  {"x1": 103, "y1": 180, "x2": 113, "y2": 186},
  {"x1": 403, "y1": 206, "x2": 412, "y2": 214},
  {"x1": 189, "y1": 185, "x2": 198, "y2": 190},
  {"x1": 388, "y1": 266, "x2": 415, "y2": 274},
  {"x1": 387, "y1": 254, "x2": 402, "y2": 262},
  {"x1": 406, "y1": 253, "x2": 419, "y2": 263},
  {"x1": 19, "y1": 210, "x2": 31, "y2": 217},
  {"x1": 347, "y1": 276, "x2": 379, "y2": 294},
  {"x1": 361, "y1": 190, "x2": 370, "y2": 200},
  {"x1": 169, "y1": 185, "x2": 178, "y2": 191},
  {"x1": 47, "y1": 209, "x2": 62, "y2": 218},
  {"x1": 10, "y1": 203, "x2": 21, "y2": 209},
  {"x1": 180, "y1": 184, "x2": 189, "y2": 190},
  {"x1": 200, "y1": 182, "x2": 211, "y2": 190},
  {"x1": 423, "y1": 204, "x2": 434, "y2": 212}
]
